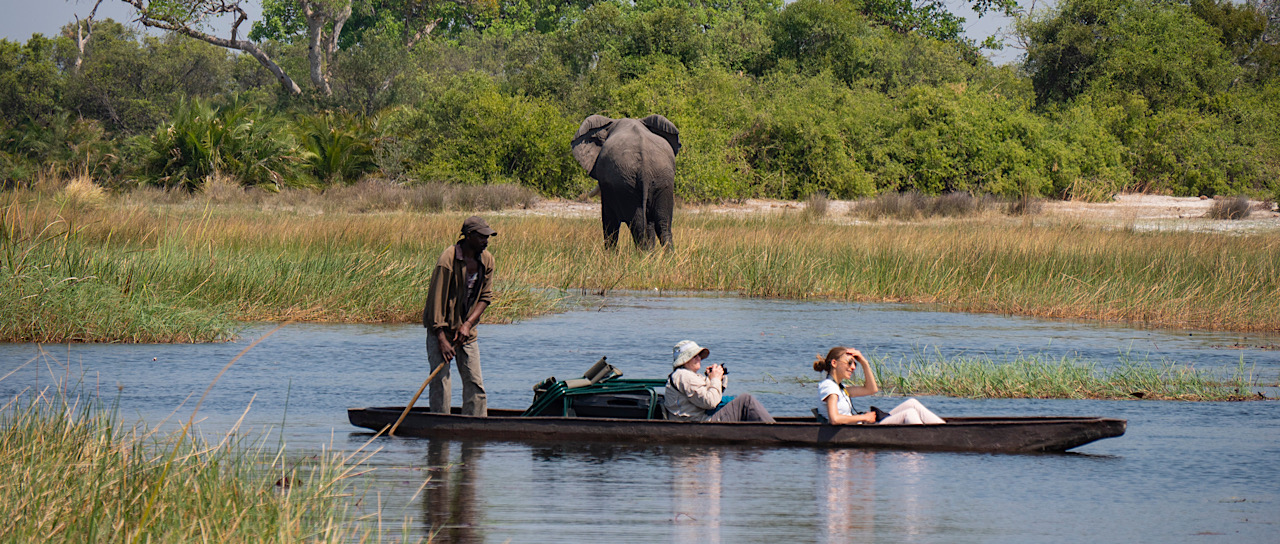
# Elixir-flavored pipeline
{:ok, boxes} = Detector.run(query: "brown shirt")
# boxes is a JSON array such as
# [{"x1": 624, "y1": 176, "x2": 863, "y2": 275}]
[{"x1": 422, "y1": 243, "x2": 495, "y2": 341}]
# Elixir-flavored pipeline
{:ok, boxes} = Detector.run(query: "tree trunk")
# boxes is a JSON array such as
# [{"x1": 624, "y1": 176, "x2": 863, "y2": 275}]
[
  {"x1": 301, "y1": 0, "x2": 352, "y2": 96},
  {"x1": 71, "y1": 0, "x2": 105, "y2": 75},
  {"x1": 304, "y1": 7, "x2": 329, "y2": 95},
  {"x1": 324, "y1": 5, "x2": 351, "y2": 83}
]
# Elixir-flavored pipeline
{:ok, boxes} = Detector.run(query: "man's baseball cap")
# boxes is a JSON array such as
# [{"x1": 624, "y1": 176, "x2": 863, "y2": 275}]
[{"x1": 461, "y1": 216, "x2": 497, "y2": 236}]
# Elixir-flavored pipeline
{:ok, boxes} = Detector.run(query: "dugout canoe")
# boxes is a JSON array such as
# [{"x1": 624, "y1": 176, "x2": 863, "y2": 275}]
[{"x1": 347, "y1": 407, "x2": 1126, "y2": 453}]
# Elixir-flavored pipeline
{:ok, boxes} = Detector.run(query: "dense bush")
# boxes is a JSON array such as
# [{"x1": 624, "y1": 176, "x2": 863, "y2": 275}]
[
  {"x1": 296, "y1": 111, "x2": 380, "y2": 185},
  {"x1": 0, "y1": 0, "x2": 1277, "y2": 201},
  {"x1": 138, "y1": 98, "x2": 305, "y2": 191},
  {"x1": 403, "y1": 73, "x2": 585, "y2": 196},
  {"x1": 1, "y1": 113, "x2": 121, "y2": 185},
  {"x1": 1020, "y1": 0, "x2": 1279, "y2": 199}
]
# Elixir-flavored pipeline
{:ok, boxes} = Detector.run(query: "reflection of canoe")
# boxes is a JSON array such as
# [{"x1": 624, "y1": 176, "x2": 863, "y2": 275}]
[{"x1": 347, "y1": 407, "x2": 1126, "y2": 453}]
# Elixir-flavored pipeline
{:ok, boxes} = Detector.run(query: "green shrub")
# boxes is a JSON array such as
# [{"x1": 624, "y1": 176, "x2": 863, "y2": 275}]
[
  {"x1": 1040, "y1": 98, "x2": 1133, "y2": 199},
  {"x1": 869, "y1": 85, "x2": 1053, "y2": 198},
  {"x1": 729, "y1": 71, "x2": 880, "y2": 200},
  {"x1": 296, "y1": 111, "x2": 379, "y2": 185},
  {"x1": 405, "y1": 73, "x2": 583, "y2": 196},
  {"x1": 139, "y1": 97, "x2": 305, "y2": 191},
  {"x1": 1127, "y1": 106, "x2": 1264, "y2": 196}
]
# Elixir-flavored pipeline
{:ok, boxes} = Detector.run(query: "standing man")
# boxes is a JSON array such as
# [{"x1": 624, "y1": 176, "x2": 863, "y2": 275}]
[{"x1": 423, "y1": 216, "x2": 497, "y2": 416}]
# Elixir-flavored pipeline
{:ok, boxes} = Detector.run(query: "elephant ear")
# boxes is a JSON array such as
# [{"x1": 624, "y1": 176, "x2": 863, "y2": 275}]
[
  {"x1": 640, "y1": 114, "x2": 681, "y2": 157},
  {"x1": 571, "y1": 115, "x2": 614, "y2": 174}
]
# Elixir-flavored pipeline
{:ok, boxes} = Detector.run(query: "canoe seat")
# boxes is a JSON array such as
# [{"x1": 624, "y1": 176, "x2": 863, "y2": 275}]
[{"x1": 522, "y1": 358, "x2": 664, "y2": 418}]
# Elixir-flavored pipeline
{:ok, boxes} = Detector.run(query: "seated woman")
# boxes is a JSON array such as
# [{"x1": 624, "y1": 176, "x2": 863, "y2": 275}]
[
  {"x1": 664, "y1": 340, "x2": 775, "y2": 423},
  {"x1": 814, "y1": 346, "x2": 944, "y2": 425}
]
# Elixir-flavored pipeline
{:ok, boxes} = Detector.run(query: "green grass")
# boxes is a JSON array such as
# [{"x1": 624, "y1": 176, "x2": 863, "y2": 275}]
[
  {"x1": 0, "y1": 388, "x2": 400, "y2": 542},
  {"x1": 3, "y1": 186, "x2": 1278, "y2": 344},
  {"x1": 851, "y1": 353, "x2": 1273, "y2": 401}
]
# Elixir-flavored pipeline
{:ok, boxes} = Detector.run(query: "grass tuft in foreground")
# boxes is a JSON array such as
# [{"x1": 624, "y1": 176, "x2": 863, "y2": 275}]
[
  {"x1": 0, "y1": 387, "x2": 408, "y2": 542},
  {"x1": 868, "y1": 353, "x2": 1272, "y2": 401}
]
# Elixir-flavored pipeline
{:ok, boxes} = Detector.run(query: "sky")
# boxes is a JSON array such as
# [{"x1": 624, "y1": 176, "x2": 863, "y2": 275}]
[
  {"x1": 1, "y1": 0, "x2": 1025, "y2": 65},
  {"x1": 0, "y1": 0, "x2": 262, "y2": 42}
]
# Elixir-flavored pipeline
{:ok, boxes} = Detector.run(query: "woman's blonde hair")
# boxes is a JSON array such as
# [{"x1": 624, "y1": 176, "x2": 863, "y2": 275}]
[{"x1": 813, "y1": 346, "x2": 848, "y2": 373}]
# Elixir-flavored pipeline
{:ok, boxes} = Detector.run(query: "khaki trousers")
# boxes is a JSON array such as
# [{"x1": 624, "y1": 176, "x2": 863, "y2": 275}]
[
  {"x1": 426, "y1": 334, "x2": 487, "y2": 416},
  {"x1": 706, "y1": 393, "x2": 775, "y2": 423}
]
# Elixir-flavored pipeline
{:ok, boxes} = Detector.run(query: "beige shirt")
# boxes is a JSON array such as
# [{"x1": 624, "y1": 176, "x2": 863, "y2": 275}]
[
  {"x1": 664, "y1": 368, "x2": 724, "y2": 422},
  {"x1": 422, "y1": 243, "x2": 495, "y2": 341}
]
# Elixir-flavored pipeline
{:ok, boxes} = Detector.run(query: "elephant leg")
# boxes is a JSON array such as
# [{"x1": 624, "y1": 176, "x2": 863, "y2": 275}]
[
  {"x1": 602, "y1": 206, "x2": 621, "y2": 249},
  {"x1": 650, "y1": 186, "x2": 674, "y2": 249},
  {"x1": 629, "y1": 216, "x2": 653, "y2": 251}
]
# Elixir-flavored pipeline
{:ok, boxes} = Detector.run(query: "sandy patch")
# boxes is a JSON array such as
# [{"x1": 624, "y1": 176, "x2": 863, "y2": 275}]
[{"x1": 503, "y1": 194, "x2": 1279, "y2": 233}]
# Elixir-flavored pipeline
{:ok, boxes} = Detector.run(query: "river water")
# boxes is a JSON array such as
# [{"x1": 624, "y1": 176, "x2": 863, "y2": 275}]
[{"x1": 2, "y1": 295, "x2": 1278, "y2": 543}]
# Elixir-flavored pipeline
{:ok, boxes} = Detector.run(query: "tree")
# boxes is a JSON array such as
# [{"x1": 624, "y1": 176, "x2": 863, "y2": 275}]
[
  {"x1": 251, "y1": 0, "x2": 473, "y2": 94},
  {"x1": 62, "y1": 20, "x2": 237, "y2": 132},
  {"x1": 1020, "y1": 0, "x2": 1239, "y2": 109},
  {"x1": 1190, "y1": 0, "x2": 1280, "y2": 85},
  {"x1": 302, "y1": 0, "x2": 352, "y2": 95},
  {"x1": 68, "y1": 0, "x2": 106, "y2": 74},
  {"x1": 0, "y1": 36, "x2": 66, "y2": 123},
  {"x1": 120, "y1": 0, "x2": 303, "y2": 94},
  {"x1": 771, "y1": 0, "x2": 978, "y2": 92}
]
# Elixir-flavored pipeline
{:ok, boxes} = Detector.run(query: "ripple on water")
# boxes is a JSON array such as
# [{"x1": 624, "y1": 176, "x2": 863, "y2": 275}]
[{"x1": 2, "y1": 295, "x2": 1277, "y2": 543}]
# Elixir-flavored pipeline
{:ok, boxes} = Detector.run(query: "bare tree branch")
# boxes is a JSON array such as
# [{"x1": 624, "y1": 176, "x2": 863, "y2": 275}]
[
  {"x1": 120, "y1": 0, "x2": 303, "y2": 95},
  {"x1": 405, "y1": 17, "x2": 441, "y2": 51},
  {"x1": 70, "y1": 0, "x2": 105, "y2": 74}
]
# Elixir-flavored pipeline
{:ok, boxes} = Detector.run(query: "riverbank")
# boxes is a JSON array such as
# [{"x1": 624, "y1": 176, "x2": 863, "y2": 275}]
[
  {"x1": 513, "y1": 193, "x2": 1280, "y2": 235},
  {"x1": 3, "y1": 187, "x2": 1277, "y2": 343}
]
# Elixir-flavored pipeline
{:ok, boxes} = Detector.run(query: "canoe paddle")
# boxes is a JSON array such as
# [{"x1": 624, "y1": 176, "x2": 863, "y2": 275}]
[{"x1": 389, "y1": 361, "x2": 447, "y2": 436}]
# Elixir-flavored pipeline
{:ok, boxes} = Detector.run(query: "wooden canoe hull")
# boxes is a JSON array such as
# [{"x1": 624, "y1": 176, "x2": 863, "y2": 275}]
[{"x1": 348, "y1": 407, "x2": 1126, "y2": 453}]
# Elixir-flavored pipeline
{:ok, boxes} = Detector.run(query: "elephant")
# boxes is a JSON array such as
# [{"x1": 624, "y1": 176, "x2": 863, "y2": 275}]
[{"x1": 571, "y1": 114, "x2": 681, "y2": 250}]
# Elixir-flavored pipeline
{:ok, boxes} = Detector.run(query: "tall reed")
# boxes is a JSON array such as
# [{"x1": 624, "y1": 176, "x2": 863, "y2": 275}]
[
  {"x1": 4, "y1": 189, "x2": 1277, "y2": 343},
  {"x1": 866, "y1": 352, "x2": 1268, "y2": 401},
  {"x1": 1, "y1": 196, "x2": 239, "y2": 343},
  {"x1": 0, "y1": 389, "x2": 387, "y2": 542}
]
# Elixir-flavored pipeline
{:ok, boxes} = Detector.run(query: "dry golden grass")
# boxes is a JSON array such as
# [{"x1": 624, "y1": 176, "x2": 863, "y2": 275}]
[
  {"x1": 55, "y1": 173, "x2": 107, "y2": 210},
  {"x1": 5, "y1": 186, "x2": 1278, "y2": 343}
]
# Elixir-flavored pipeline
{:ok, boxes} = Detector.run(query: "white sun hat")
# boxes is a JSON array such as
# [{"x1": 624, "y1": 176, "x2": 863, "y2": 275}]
[{"x1": 672, "y1": 340, "x2": 710, "y2": 368}]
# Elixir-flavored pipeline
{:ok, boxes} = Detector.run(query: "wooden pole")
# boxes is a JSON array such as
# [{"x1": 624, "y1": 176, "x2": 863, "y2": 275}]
[{"x1": 389, "y1": 361, "x2": 446, "y2": 436}]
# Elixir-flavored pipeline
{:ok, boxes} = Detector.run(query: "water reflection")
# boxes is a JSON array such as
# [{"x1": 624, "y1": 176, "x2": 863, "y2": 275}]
[
  {"x1": 423, "y1": 441, "x2": 483, "y2": 543},
  {"x1": 672, "y1": 448, "x2": 722, "y2": 543},
  {"x1": 819, "y1": 450, "x2": 877, "y2": 541},
  {"x1": 3, "y1": 294, "x2": 1279, "y2": 543}
]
